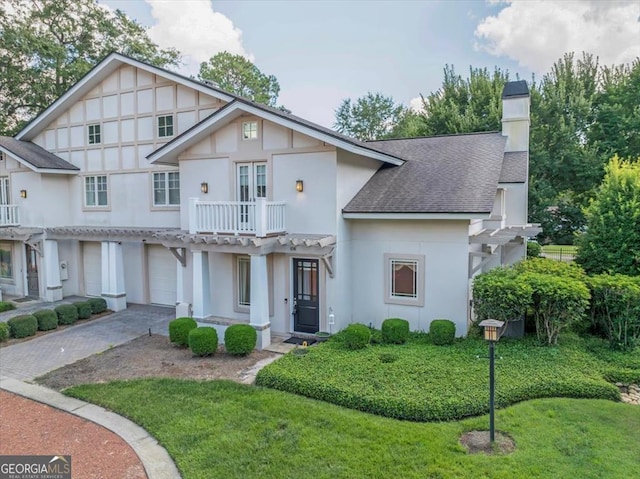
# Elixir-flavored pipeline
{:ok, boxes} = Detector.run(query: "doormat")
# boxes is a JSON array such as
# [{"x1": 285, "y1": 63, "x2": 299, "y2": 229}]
[
  {"x1": 11, "y1": 297, "x2": 35, "y2": 303},
  {"x1": 283, "y1": 336, "x2": 316, "y2": 346}
]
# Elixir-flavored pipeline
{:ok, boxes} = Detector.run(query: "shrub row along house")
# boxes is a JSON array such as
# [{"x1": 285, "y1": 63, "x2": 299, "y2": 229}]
[{"x1": 0, "y1": 53, "x2": 539, "y2": 348}]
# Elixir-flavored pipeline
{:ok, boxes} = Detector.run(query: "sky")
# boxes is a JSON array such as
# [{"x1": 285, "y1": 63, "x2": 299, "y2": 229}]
[{"x1": 100, "y1": 0, "x2": 640, "y2": 128}]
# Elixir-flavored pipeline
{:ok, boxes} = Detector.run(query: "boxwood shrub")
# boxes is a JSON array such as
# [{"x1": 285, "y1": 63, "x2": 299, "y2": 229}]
[
  {"x1": 381, "y1": 318, "x2": 410, "y2": 344},
  {"x1": 429, "y1": 319, "x2": 455, "y2": 345},
  {"x1": 55, "y1": 304, "x2": 78, "y2": 325},
  {"x1": 33, "y1": 309, "x2": 58, "y2": 331},
  {"x1": 189, "y1": 327, "x2": 218, "y2": 356},
  {"x1": 0, "y1": 301, "x2": 16, "y2": 312},
  {"x1": 0, "y1": 322, "x2": 8, "y2": 342},
  {"x1": 340, "y1": 323, "x2": 371, "y2": 350},
  {"x1": 88, "y1": 297, "x2": 108, "y2": 314},
  {"x1": 74, "y1": 301, "x2": 92, "y2": 320},
  {"x1": 169, "y1": 317, "x2": 197, "y2": 347},
  {"x1": 225, "y1": 324, "x2": 257, "y2": 355},
  {"x1": 7, "y1": 314, "x2": 38, "y2": 338}
]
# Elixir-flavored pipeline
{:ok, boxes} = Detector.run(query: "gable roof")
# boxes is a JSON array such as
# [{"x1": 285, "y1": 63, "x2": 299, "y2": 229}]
[
  {"x1": 499, "y1": 151, "x2": 527, "y2": 183},
  {"x1": 343, "y1": 132, "x2": 507, "y2": 215},
  {"x1": 147, "y1": 98, "x2": 406, "y2": 166},
  {"x1": 0, "y1": 136, "x2": 79, "y2": 173},
  {"x1": 15, "y1": 52, "x2": 235, "y2": 141}
]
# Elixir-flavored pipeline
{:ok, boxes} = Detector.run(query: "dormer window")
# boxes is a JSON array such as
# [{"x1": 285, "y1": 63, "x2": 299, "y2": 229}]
[
  {"x1": 88, "y1": 124, "x2": 101, "y2": 144},
  {"x1": 242, "y1": 121, "x2": 258, "y2": 140}
]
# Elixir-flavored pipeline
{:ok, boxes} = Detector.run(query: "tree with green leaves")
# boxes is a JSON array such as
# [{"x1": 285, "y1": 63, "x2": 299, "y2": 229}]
[
  {"x1": 576, "y1": 156, "x2": 640, "y2": 276},
  {"x1": 333, "y1": 92, "x2": 405, "y2": 141},
  {"x1": 198, "y1": 52, "x2": 280, "y2": 107},
  {"x1": 0, "y1": 0, "x2": 180, "y2": 135}
]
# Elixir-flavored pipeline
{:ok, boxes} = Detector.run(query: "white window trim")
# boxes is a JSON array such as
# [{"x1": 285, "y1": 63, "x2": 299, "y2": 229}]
[
  {"x1": 158, "y1": 115, "x2": 174, "y2": 138},
  {"x1": 384, "y1": 253, "x2": 425, "y2": 307},
  {"x1": 242, "y1": 120, "x2": 258, "y2": 140},
  {"x1": 0, "y1": 241, "x2": 14, "y2": 281},
  {"x1": 234, "y1": 255, "x2": 251, "y2": 312},
  {"x1": 152, "y1": 171, "x2": 180, "y2": 207},
  {"x1": 84, "y1": 175, "x2": 109, "y2": 208},
  {"x1": 88, "y1": 124, "x2": 101, "y2": 145},
  {"x1": 233, "y1": 254, "x2": 274, "y2": 315}
]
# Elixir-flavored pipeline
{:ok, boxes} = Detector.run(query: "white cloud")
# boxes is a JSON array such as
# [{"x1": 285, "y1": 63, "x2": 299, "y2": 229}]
[
  {"x1": 145, "y1": 0, "x2": 253, "y2": 76},
  {"x1": 475, "y1": 0, "x2": 640, "y2": 73},
  {"x1": 409, "y1": 96, "x2": 425, "y2": 113}
]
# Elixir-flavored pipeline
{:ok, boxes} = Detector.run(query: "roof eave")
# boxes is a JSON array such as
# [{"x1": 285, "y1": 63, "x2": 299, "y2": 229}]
[{"x1": 342, "y1": 212, "x2": 490, "y2": 220}]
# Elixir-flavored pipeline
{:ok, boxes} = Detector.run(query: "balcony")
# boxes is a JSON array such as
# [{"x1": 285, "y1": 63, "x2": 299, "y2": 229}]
[
  {"x1": 0, "y1": 205, "x2": 20, "y2": 227},
  {"x1": 189, "y1": 198, "x2": 285, "y2": 237}
]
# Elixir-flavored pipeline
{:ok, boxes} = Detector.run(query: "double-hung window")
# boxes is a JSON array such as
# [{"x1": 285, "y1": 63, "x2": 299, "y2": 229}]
[
  {"x1": 153, "y1": 172, "x2": 180, "y2": 206},
  {"x1": 85, "y1": 175, "x2": 108, "y2": 207},
  {"x1": 384, "y1": 254, "x2": 425, "y2": 306},
  {"x1": 88, "y1": 124, "x2": 101, "y2": 144},
  {"x1": 158, "y1": 115, "x2": 174, "y2": 138}
]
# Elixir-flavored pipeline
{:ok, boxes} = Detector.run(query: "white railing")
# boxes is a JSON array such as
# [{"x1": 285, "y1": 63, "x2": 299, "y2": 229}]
[
  {"x1": 0, "y1": 205, "x2": 19, "y2": 226},
  {"x1": 189, "y1": 198, "x2": 285, "y2": 237}
]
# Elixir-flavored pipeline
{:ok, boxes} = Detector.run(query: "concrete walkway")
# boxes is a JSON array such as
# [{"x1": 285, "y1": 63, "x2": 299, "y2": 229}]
[{"x1": 0, "y1": 302, "x2": 180, "y2": 479}]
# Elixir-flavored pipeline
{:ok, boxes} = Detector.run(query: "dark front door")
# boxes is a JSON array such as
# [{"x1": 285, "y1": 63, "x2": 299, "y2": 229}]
[
  {"x1": 26, "y1": 244, "x2": 39, "y2": 297},
  {"x1": 293, "y1": 258, "x2": 319, "y2": 333}
]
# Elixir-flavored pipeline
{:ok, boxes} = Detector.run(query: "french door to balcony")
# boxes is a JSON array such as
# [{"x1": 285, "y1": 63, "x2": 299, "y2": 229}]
[{"x1": 237, "y1": 162, "x2": 267, "y2": 229}]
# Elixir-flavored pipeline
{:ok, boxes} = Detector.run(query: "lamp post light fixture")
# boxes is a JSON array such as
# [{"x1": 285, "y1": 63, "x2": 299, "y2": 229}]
[{"x1": 478, "y1": 318, "x2": 504, "y2": 443}]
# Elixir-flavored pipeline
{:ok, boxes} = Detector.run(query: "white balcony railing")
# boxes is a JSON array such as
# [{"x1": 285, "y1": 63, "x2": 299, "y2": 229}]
[
  {"x1": 189, "y1": 198, "x2": 285, "y2": 237},
  {"x1": 0, "y1": 205, "x2": 20, "y2": 227}
]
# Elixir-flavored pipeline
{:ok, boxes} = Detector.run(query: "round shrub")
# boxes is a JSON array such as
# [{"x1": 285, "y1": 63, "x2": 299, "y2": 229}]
[
  {"x1": 55, "y1": 304, "x2": 78, "y2": 325},
  {"x1": 0, "y1": 322, "x2": 9, "y2": 342},
  {"x1": 429, "y1": 319, "x2": 456, "y2": 346},
  {"x1": 189, "y1": 327, "x2": 219, "y2": 356},
  {"x1": 88, "y1": 297, "x2": 107, "y2": 314},
  {"x1": 342, "y1": 323, "x2": 371, "y2": 350},
  {"x1": 0, "y1": 301, "x2": 16, "y2": 313},
  {"x1": 33, "y1": 309, "x2": 58, "y2": 331},
  {"x1": 169, "y1": 317, "x2": 197, "y2": 347},
  {"x1": 382, "y1": 318, "x2": 410, "y2": 344},
  {"x1": 74, "y1": 301, "x2": 92, "y2": 320},
  {"x1": 225, "y1": 324, "x2": 257, "y2": 355},
  {"x1": 7, "y1": 315, "x2": 38, "y2": 338}
]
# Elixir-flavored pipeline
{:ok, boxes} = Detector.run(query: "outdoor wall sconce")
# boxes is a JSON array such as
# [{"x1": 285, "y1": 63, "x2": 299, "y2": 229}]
[
  {"x1": 296, "y1": 180, "x2": 304, "y2": 192},
  {"x1": 200, "y1": 182, "x2": 208, "y2": 194},
  {"x1": 20, "y1": 190, "x2": 27, "y2": 199}
]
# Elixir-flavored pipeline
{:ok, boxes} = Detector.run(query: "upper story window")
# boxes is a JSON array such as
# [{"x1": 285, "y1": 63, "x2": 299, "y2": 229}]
[
  {"x1": 242, "y1": 121, "x2": 258, "y2": 140},
  {"x1": 153, "y1": 171, "x2": 180, "y2": 206},
  {"x1": 85, "y1": 175, "x2": 108, "y2": 207},
  {"x1": 384, "y1": 253, "x2": 425, "y2": 306},
  {"x1": 88, "y1": 124, "x2": 101, "y2": 144},
  {"x1": 158, "y1": 115, "x2": 174, "y2": 138},
  {"x1": 0, "y1": 177, "x2": 9, "y2": 205}
]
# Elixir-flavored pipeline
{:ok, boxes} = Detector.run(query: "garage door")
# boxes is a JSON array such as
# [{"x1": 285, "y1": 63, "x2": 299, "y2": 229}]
[
  {"x1": 83, "y1": 242, "x2": 102, "y2": 297},
  {"x1": 148, "y1": 245, "x2": 177, "y2": 306}
]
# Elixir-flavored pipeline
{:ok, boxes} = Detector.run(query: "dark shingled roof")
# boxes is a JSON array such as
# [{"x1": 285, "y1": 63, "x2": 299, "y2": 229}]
[
  {"x1": 0, "y1": 136, "x2": 78, "y2": 171},
  {"x1": 502, "y1": 80, "x2": 529, "y2": 98},
  {"x1": 343, "y1": 132, "x2": 507, "y2": 214},
  {"x1": 500, "y1": 151, "x2": 527, "y2": 183}
]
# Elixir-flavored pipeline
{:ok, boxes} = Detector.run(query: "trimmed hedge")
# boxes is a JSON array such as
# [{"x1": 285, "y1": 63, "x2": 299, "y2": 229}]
[
  {"x1": 189, "y1": 327, "x2": 219, "y2": 356},
  {"x1": 88, "y1": 297, "x2": 107, "y2": 314},
  {"x1": 74, "y1": 301, "x2": 92, "y2": 320},
  {"x1": 0, "y1": 322, "x2": 8, "y2": 342},
  {"x1": 429, "y1": 319, "x2": 455, "y2": 345},
  {"x1": 225, "y1": 324, "x2": 257, "y2": 356},
  {"x1": 169, "y1": 317, "x2": 197, "y2": 347},
  {"x1": 0, "y1": 301, "x2": 16, "y2": 312},
  {"x1": 381, "y1": 318, "x2": 410, "y2": 344},
  {"x1": 33, "y1": 309, "x2": 58, "y2": 331},
  {"x1": 55, "y1": 304, "x2": 78, "y2": 325},
  {"x1": 340, "y1": 323, "x2": 371, "y2": 350},
  {"x1": 7, "y1": 315, "x2": 38, "y2": 339}
]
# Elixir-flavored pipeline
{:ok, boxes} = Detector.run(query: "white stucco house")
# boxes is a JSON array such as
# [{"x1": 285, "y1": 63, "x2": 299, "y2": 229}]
[{"x1": 0, "y1": 53, "x2": 539, "y2": 348}]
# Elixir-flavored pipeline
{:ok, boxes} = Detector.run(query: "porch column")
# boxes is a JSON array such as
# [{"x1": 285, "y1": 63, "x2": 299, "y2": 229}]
[
  {"x1": 176, "y1": 253, "x2": 193, "y2": 318},
  {"x1": 43, "y1": 240, "x2": 63, "y2": 302},
  {"x1": 192, "y1": 250, "x2": 211, "y2": 319},
  {"x1": 101, "y1": 241, "x2": 126, "y2": 311},
  {"x1": 250, "y1": 254, "x2": 271, "y2": 349}
]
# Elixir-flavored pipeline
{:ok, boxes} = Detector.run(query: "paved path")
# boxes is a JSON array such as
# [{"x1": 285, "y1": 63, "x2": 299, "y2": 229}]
[{"x1": 0, "y1": 303, "x2": 174, "y2": 381}]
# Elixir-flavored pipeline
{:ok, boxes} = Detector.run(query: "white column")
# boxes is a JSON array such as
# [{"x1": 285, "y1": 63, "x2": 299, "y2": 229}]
[
  {"x1": 101, "y1": 241, "x2": 127, "y2": 311},
  {"x1": 250, "y1": 254, "x2": 271, "y2": 349},
  {"x1": 255, "y1": 197, "x2": 266, "y2": 237},
  {"x1": 175, "y1": 253, "x2": 193, "y2": 318},
  {"x1": 192, "y1": 250, "x2": 211, "y2": 319},
  {"x1": 43, "y1": 240, "x2": 63, "y2": 302}
]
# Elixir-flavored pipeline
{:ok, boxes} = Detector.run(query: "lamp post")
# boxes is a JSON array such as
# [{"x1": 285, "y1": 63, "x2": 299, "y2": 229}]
[{"x1": 478, "y1": 319, "x2": 504, "y2": 443}]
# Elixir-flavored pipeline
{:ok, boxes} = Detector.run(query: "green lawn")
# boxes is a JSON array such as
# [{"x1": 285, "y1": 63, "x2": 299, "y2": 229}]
[
  {"x1": 541, "y1": 245, "x2": 578, "y2": 254},
  {"x1": 66, "y1": 379, "x2": 640, "y2": 479},
  {"x1": 256, "y1": 334, "x2": 639, "y2": 421}
]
